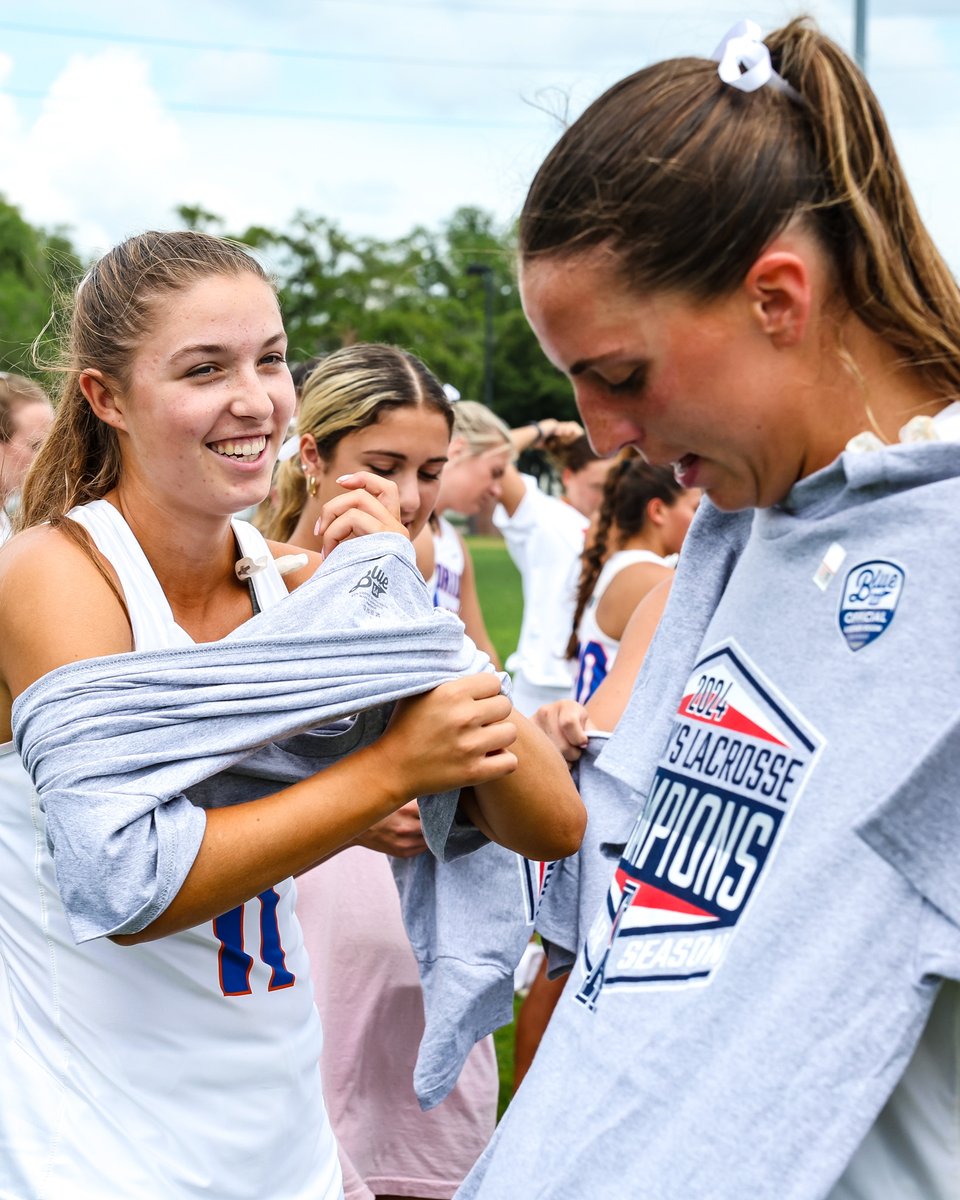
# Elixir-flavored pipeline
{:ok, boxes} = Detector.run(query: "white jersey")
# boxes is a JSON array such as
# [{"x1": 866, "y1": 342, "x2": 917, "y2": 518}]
[
  {"x1": 0, "y1": 500, "x2": 342, "y2": 1199},
  {"x1": 429, "y1": 514, "x2": 464, "y2": 613},
  {"x1": 574, "y1": 549, "x2": 674, "y2": 704},
  {"x1": 493, "y1": 474, "x2": 589, "y2": 710}
]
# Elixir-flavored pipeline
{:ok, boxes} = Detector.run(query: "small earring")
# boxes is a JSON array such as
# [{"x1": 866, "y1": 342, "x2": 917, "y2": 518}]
[{"x1": 306, "y1": 474, "x2": 318, "y2": 498}]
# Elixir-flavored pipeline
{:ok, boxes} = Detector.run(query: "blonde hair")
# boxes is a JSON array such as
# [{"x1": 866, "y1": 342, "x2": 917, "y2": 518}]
[
  {"x1": 264, "y1": 343, "x2": 453, "y2": 542},
  {"x1": 18, "y1": 230, "x2": 272, "y2": 532},
  {"x1": 451, "y1": 399, "x2": 513, "y2": 458}
]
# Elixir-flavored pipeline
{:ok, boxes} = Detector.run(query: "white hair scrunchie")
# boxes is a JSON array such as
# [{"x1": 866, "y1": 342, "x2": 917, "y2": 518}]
[{"x1": 712, "y1": 19, "x2": 802, "y2": 103}]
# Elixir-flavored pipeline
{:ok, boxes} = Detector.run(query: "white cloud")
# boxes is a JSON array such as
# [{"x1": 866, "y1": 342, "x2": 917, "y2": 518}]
[
  {"x1": 185, "y1": 50, "x2": 279, "y2": 103},
  {"x1": 0, "y1": 48, "x2": 184, "y2": 251},
  {"x1": 0, "y1": 1, "x2": 956, "y2": 281}
]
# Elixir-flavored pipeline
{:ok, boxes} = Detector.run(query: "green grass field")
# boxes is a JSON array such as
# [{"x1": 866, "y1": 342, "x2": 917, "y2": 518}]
[
  {"x1": 464, "y1": 535, "x2": 524, "y2": 1119},
  {"x1": 464, "y1": 535, "x2": 523, "y2": 666}
]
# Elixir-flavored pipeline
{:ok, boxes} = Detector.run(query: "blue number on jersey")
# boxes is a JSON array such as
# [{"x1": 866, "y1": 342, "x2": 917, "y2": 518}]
[
  {"x1": 575, "y1": 640, "x2": 609, "y2": 705},
  {"x1": 213, "y1": 888, "x2": 296, "y2": 995}
]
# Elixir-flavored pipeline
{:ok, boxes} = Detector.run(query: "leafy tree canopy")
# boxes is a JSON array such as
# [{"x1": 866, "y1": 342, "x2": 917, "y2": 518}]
[
  {"x1": 178, "y1": 202, "x2": 576, "y2": 427},
  {"x1": 0, "y1": 196, "x2": 84, "y2": 390},
  {"x1": 0, "y1": 195, "x2": 576, "y2": 427}
]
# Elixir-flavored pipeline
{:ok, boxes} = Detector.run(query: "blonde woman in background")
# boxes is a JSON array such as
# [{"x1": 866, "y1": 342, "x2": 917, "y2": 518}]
[
  {"x1": 264, "y1": 346, "x2": 509, "y2": 1200},
  {"x1": 493, "y1": 421, "x2": 615, "y2": 716},
  {"x1": 414, "y1": 398, "x2": 517, "y2": 669}
]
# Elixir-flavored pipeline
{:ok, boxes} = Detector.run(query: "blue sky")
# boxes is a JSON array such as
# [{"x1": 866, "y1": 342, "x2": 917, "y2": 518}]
[{"x1": 0, "y1": 0, "x2": 958, "y2": 273}]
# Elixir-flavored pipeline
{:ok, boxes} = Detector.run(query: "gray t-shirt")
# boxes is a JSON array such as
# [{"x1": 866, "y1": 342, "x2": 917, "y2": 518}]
[
  {"x1": 14, "y1": 532, "x2": 530, "y2": 1109},
  {"x1": 459, "y1": 440, "x2": 960, "y2": 1199}
]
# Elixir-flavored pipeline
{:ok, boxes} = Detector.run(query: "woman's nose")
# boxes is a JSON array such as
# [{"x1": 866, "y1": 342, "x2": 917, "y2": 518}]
[{"x1": 574, "y1": 384, "x2": 643, "y2": 458}]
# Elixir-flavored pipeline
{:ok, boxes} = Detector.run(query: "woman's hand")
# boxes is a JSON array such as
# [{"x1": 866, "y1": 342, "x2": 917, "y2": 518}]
[
  {"x1": 372, "y1": 673, "x2": 517, "y2": 799},
  {"x1": 314, "y1": 471, "x2": 408, "y2": 558},
  {"x1": 353, "y1": 800, "x2": 427, "y2": 858},
  {"x1": 532, "y1": 698, "x2": 592, "y2": 763},
  {"x1": 539, "y1": 418, "x2": 584, "y2": 445}
]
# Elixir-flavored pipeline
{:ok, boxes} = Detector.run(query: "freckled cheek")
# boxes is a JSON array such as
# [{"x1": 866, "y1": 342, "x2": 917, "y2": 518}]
[
  {"x1": 274, "y1": 383, "x2": 296, "y2": 426},
  {"x1": 574, "y1": 388, "x2": 643, "y2": 455}
]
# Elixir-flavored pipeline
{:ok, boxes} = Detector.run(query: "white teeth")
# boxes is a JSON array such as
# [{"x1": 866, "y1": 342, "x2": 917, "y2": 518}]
[{"x1": 210, "y1": 435, "x2": 267, "y2": 460}]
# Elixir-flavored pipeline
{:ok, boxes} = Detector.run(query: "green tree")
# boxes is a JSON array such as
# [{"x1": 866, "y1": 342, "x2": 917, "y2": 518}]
[
  {"x1": 0, "y1": 196, "x2": 84, "y2": 385},
  {"x1": 176, "y1": 201, "x2": 575, "y2": 428}
]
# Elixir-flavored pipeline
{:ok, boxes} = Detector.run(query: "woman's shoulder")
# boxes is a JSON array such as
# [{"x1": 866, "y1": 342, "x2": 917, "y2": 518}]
[
  {"x1": 412, "y1": 523, "x2": 436, "y2": 581},
  {"x1": 0, "y1": 524, "x2": 134, "y2": 699},
  {"x1": 0, "y1": 521, "x2": 90, "y2": 580},
  {"x1": 600, "y1": 556, "x2": 672, "y2": 600}
]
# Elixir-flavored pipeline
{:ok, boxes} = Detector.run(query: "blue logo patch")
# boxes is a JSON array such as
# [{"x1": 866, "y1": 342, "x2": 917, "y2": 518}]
[{"x1": 838, "y1": 560, "x2": 905, "y2": 652}]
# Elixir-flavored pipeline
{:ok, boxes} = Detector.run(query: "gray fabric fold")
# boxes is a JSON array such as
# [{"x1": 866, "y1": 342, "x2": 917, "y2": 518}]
[{"x1": 13, "y1": 532, "x2": 529, "y2": 1107}]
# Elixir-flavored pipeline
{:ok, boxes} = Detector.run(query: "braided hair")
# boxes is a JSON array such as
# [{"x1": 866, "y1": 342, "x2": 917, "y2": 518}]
[{"x1": 566, "y1": 454, "x2": 683, "y2": 658}]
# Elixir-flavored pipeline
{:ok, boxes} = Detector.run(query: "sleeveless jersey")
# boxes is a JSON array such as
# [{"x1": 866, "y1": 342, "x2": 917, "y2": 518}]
[
  {"x1": 574, "y1": 549, "x2": 674, "y2": 704},
  {"x1": 429, "y1": 515, "x2": 464, "y2": 613},
  {"x1": 0, "y1": 500, "x2": 342, "y2": 1199}
]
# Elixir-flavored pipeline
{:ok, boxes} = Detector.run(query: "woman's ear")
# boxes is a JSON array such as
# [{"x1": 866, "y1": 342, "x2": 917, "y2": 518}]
[
  {"x1": 744, "y1": 248, "x2": 812, "y2": 349},
  {"x1": 79, "y1": 369, "x2": 126, "y2": 431},
  {"x1": 446, "y1": 434, "x2": 469, "y2": 463},
  {"x1": 299, "y1": 433, "x2": 323, "y2": 476},
  {"x1": 646, "y1": 497, "x2": 667, "y2": 526}
]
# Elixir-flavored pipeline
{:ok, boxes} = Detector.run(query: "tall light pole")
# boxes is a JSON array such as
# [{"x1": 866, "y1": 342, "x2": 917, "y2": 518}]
[
  {"x1": 466, "y1": 263, "x2": 495, "y2": 409},
  {"x1": 854, "y1": 0, "x2": 867, "y2": 71}
]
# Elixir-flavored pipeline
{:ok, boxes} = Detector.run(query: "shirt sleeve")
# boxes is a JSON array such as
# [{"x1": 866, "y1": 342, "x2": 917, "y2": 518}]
[
  {"x1": 857, "y1": 714, "x2": 960, "y2": 977},
  {"x1": 492, "y1": 475, "x2": 551, "y2": 574}
]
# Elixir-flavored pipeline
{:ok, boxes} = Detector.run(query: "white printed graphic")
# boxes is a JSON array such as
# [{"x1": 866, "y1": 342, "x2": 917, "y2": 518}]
[{"x1": 577, "y1": 641, "x2": 823, "y2": 1009}]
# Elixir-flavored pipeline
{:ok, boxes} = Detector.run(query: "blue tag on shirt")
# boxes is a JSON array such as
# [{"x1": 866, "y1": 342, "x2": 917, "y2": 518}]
[{"x1": 838, "y1": 560, "x2": 905, "y2": 651}]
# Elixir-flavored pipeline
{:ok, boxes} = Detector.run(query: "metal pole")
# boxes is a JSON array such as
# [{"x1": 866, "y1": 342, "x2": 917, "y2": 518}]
[
  {"x1": 466, "y1": 264, "x2": 495, "y2": 408},
  {"x1": 854, "y1": 0, "x2": 867, "y2": 72}
]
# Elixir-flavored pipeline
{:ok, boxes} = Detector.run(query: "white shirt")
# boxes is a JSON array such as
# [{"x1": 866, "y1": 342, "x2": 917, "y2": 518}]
[{"x1": 493, "y1": 474, "x2": 589, "y2": 692}]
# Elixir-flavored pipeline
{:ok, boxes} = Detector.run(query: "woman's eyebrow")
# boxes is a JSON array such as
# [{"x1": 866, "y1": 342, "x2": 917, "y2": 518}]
[
  {"x1": 169, "y1": 331, "x2": 286, "y2": 364},
  {"x1": 363, "y1": 450, "x2": 448, "y2": 464}
]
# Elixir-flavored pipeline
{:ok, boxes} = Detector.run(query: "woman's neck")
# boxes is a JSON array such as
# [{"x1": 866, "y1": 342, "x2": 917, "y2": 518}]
[
  {"x1": 805, "y1": 311, "x2": 950, "y2": 471},
  {"x1": 614, "y1": 526, "x2": 668, "y2": 560},
  {"x1": 289, "y1": 501, "x2": 323, "y2": 553},
  {"x1": 105, "y1": 486, "x2": 248, "y2": 629}
]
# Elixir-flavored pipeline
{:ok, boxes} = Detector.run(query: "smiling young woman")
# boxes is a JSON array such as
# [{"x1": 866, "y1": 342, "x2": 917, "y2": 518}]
[{"x1": 0, "y1": 232, "x2": 584, "y2": 1200}]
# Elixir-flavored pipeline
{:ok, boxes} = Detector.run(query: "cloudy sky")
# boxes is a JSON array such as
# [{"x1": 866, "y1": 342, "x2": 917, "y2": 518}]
[{"x1": 0, "y1": 0, "x2": 958, "y2": 272}]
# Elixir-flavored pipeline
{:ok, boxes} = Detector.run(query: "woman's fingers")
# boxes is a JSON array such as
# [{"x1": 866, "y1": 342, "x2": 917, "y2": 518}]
[
  {"x1": 542, "y1": 419, "x2": 585, "y2": 445},
  {"x1": 319, "y1": 506, "x2": 406, "y2": 559},
  {"x1": 314, "y1": 475, "x2": 407, "y2": 556},
  {"x1": 334, "y1": 471, "x2": 402, "y2": 516},
  {"x1": 354, "y1": 801, "x2": 427, "y2": 857},
  {"x1": 379, "y1": 673, "x2": 519, "y2": 795},
  {"x1": 533, "y1": 699, "x2": 589, "y2": 762}
]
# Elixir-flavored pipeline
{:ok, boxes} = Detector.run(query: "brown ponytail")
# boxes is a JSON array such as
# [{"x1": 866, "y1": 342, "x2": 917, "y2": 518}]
[{"x1": 521, "y1": 17, "x2": 960, "y2": 403}]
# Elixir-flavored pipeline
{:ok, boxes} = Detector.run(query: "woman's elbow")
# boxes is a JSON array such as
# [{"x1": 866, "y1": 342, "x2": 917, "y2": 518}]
[
  {"x1": 543, "y1": 796, "x2": 587, "y2": 860},
  {"x1": 519, "y1": 777, "x2": 586, "y2": 861}
]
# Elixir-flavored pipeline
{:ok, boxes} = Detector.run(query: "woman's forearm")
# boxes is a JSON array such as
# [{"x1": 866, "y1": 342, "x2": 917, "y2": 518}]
[{"x1": 462, "y1": 711, "x2": 586, "y2": 861}]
